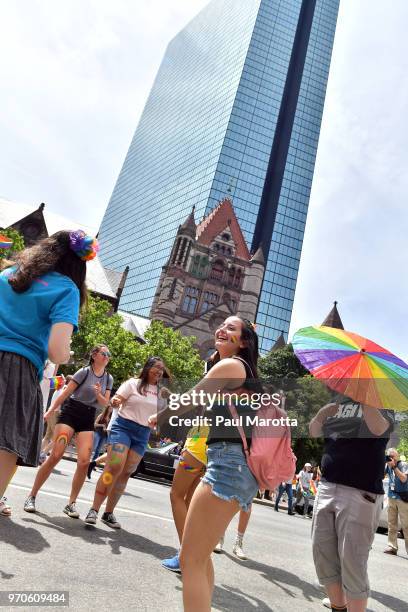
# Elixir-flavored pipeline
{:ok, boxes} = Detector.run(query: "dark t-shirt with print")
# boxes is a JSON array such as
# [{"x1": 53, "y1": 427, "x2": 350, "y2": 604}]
[{"x1": 321, "y1": 402, "x2": 395, "y2": 494}]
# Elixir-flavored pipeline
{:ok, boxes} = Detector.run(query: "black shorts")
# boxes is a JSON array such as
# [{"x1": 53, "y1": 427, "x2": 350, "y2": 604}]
[{"x1": 57, "y1": 399, "x2": 96, "y2": 433}]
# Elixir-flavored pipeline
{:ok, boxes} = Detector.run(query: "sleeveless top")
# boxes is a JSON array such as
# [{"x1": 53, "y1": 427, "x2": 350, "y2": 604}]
[{"x1": 206, "y1": 356, "x2": 261, "y2": 448}]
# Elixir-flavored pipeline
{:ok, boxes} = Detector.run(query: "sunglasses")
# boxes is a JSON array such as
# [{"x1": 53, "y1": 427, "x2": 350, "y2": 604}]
[{"x1": 98, "y1": 351, "x2": 111, "y2": 358}]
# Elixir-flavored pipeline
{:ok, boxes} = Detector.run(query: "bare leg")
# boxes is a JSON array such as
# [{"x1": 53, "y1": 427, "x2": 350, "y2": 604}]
[
  {"x1": 237, "y1": 505, "x2": 251, "y2": 535},
  {"x1": 0, "y1": 451, "x2": 18, "y2": 499},
  {"x1": 105, "y1": 448, "x2": 141, "y2": 513},
  {"x1": 91, "y1": 443, "x2": 128, "y2": 512},
  {"x1": 180, "y1": 482, "x2": 240, "y2": 612},
  {"x1": 325, "y1": 584, "x2": 347, "y2": 609},
  {"x1": 170, "y1": 451, "x2": 205, "y2": 543},
  {"x1": 29, "y1": 425, "x2": 74, "y2": 497},
  {"x1": 68, "y1": 430, "x2": 93, "y2": 503}
]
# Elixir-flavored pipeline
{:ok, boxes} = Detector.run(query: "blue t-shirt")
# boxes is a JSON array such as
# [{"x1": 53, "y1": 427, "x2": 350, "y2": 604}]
[{"x1": 0, "y1": 268, "x2": 79, "y2": 379}]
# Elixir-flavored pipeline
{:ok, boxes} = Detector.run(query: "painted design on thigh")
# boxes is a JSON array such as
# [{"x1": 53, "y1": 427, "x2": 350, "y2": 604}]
[
  {"x1": 111, "y1": 443, "x2": 126, "y2": 454},
  {"x1": 56, "y1": 433, "x2": 69, "y2": 447},
  {"x1": 179, "y1": 456, "x2": 205, "y2": 474},
  {"x1": 110, "y1": 453, "x2": 123, "y2": 466}
]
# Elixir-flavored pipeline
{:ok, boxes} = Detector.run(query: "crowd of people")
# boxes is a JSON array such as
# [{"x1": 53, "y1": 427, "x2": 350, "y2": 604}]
[{"x1": 0, "y1": 230, "x2": 407, "y2": 612}]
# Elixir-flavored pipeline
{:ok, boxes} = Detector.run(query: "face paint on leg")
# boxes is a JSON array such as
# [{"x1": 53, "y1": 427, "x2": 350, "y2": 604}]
[
  {"x1": 110, "y1": 454, "x2": 122, "y2": 465},
  {"x1": 56, "y1": 433, "x2": 69, "y2": 447},
  {"x1": 102, "y1": 472, "x2": 113, "y2": 485},
  {"x1": 111, "y1": 443, "x2": 126, "y2": 454}
]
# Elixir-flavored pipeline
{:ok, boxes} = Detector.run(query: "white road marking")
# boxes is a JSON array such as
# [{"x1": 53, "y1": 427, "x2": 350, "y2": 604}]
[{"x1": 9, "y1": 483, "x2": 173, "y2": 523}]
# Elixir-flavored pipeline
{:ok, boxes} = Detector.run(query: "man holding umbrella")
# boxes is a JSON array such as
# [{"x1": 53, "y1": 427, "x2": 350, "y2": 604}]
[
  {"x1": 292, "y1": 325, "x2": 408, "y2": 612},
  {"x1": 309, "y1": 400, "x2": 393, "y2": 612}
]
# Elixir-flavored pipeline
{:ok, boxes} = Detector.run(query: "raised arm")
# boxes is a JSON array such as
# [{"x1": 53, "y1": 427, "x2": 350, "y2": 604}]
[{"x1": 309, "y1": 403, "x2": 339, "y2": 438}]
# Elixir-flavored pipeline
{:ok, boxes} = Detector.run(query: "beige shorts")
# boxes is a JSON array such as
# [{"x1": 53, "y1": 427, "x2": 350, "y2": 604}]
[{"x1": 311, "y1": 480, "x2": 382, "y2": 599}]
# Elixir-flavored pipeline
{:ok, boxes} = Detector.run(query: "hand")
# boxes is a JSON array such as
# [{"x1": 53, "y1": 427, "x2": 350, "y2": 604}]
[
  {"x1": 319, "y1": 403, "x2": 339, "y2": 420},
  {"x1": 148, "y1": 414, "x2": 157, "y2": 428},
  {"x1": 159, "y1": 386, "x2": 171, "y2": 399},
  {"x1": 387, "y1": 458, "x2": 397, "y2": 468},
  {"x1": 44, "y1": 410, "x2": 54, "y2": 421},
  {"x1": 93, "y1": 383, "x2": 102, "y2": 396},
  {"x1": 111, "y1": 396, "x2": 121, "y2": 407}
]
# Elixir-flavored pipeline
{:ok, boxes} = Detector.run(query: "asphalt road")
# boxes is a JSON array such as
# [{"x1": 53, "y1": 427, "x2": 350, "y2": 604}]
[{"x1": 1, "y1": 459, "x2": 407, "y2": 612}]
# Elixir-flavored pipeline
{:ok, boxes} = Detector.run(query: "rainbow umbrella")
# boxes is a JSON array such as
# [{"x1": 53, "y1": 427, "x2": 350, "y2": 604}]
[
  {"x1": 292, "y1": 326, "x2": 408, "y2": 411},
  {"x1": 0, "y1": 234, "x2": 13, "y2": 249}
]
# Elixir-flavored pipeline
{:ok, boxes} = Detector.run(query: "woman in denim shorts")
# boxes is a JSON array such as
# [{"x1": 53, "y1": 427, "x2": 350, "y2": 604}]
[
  {"x1": 150, "y1": 316, "x2": 261, "y2": 611},
  {"x1": 84, "y1": 356, "x2": 170, "y2": 529}
]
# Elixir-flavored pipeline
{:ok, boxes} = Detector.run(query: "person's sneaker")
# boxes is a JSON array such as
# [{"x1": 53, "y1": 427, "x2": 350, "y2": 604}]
[
  {"x1": 274, "y1": 506, "x2": 279, "y2": 512},
  {"x1": 288, "y1": 511, "x2": 296, "y2": 515},
  {"x1": 63, "y1": 503, "x2": 80, "y2": 518},
  {"x1": 84, "y1": 508, "x2": 98, "y2": 525},
  {"x1": 383, "y1": 547, "x2": 397, "y2": 555},
  {"x1": 232, "y1": 541, "x2": 247, "y2": 560},
  {"x1": 101, "y1": 512, "x2": 121, "y2": 529},
  {"x1": 87, "y1": 461, "x2": 96, "y2": 479},
  {"x1": 161, "y1": 553, "x2": 181, "y2": 573},
  {"x1": 24, "y1": 496, "x2": 36, "y2": 513},
  {"x1": 214, "y1": 536, "x2": 224, "y2": 553}
]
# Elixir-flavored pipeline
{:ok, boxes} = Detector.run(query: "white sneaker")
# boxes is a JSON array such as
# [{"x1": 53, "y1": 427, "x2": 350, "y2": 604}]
[
  {"x1": 63, "y1": 503, "x2": 80, "y2": 518},
  {"x1": 24, "y1": 496, "x2": 36, "y2": 513},
  {"x1": 322, "y1": 598, "x2": 331, "y2": 609},
  {"x1": 214, "y1": 536, "x2": 224, "y2": 553},
  {"x1": 232, "y1": 541, "x2": 247, "y2": 560},
  {"x1": 84, "y1": 508, "x2": 98, "y2": 525}
]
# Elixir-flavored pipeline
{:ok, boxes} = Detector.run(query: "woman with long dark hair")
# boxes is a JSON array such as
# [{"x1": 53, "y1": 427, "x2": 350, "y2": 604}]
[
  {"x1": 24, "y1": 344, "x2": 113, "y2": 517},
  {"x1": 149, "y1": 316, "x2": 261, "y2": 611},
  {"x1": 84, "y1": 356, "x2": 170, "y2": 529},
  {"x1": 0, "y1": 230, "x2": 95, "y2": 503}
]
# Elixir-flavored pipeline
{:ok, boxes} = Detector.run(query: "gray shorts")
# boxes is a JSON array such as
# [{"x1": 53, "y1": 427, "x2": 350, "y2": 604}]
[{"x1": 311, "y1": 480, "x2": 382, "y2": 599}]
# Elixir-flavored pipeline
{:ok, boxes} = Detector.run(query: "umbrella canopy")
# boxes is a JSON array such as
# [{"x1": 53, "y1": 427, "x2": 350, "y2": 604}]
[{"x1": 292, "y1": 326, "x2": 408, "y2": 411}]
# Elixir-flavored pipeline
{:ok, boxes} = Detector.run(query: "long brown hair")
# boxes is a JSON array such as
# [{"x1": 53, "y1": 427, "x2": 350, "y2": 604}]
[
  {"x1": 1, "y1": 231, "x2": 87, "y2": 306},
  {"x1": 137, "y1": 356, "x2": 171, "y2": 396}
]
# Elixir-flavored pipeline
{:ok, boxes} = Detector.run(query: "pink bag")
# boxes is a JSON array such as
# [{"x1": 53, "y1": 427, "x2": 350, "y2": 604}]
[{"x1": 228, "y1": 400, "x2": 297, "y2": 491}]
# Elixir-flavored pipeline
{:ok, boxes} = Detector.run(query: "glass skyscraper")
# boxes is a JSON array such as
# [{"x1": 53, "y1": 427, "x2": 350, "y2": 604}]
[{"x1": 98, "y1": 0, "x2": 340, "y2": 352}]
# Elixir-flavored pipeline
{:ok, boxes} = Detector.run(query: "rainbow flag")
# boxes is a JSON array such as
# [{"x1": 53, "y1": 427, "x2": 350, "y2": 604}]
[
  {"x1": 0, "y1": 234, "x2": 13, "y2": 249},
  {"x1": 309, "y1": 480, "x2": 318, "y2": 496},
  {"x1": 49, "y1": 376, "x2": 65, "y2": 390}
]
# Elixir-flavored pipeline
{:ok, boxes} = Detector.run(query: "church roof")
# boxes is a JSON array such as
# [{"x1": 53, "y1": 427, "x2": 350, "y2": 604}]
[
  {"x1": 271, "y1": 331, "x2": 286, "y2": 351},
  {"x1": 321, "y1": 301, "x2": 344, "y2": 329},
  {"x1": 179, "y1": 206, "x2": 196, "y2": 235},
  {"x1": 0, "y1": 197, "x2": 119, "y2": 300},
  {"x1": 196, "y1": 198, "x2": 250, "y2": 260}
]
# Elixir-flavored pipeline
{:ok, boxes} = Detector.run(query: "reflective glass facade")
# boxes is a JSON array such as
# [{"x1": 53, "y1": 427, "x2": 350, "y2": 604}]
[{"x1": 99, "y1": 0, "x2": 339, "y2": 352}]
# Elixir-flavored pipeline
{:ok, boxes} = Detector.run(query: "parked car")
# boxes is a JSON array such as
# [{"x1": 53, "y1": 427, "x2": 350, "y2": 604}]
[{"x1": 131, "y1": 442, "x2": 181, "y2": 481}]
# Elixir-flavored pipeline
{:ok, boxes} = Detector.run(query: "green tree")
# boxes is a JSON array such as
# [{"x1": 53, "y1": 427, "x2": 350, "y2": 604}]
[
  {"x1": 139, "y1": 320, "x2": 204, "y2": 383},
  {"x1": 259, "y1": 344, "x2": 330, "y2": 467},
  {"x1": 61, "y1": 296, "x2": 204, "y2": 388},
  {"x1": 397, "y1": 416, "x2": 408, "y2": 457},
  {"x1": 61, "y1": 295, "x2": 141, "y2": 386},
  {"x1": 259, "y1": 343, "x2": 308, "y2": 380},
  {"x1": 0, "y1": 227, "x2": 24, "y2": 260}
]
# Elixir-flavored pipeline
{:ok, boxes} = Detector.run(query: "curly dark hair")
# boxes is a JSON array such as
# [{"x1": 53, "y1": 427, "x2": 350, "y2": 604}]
[{"x1": 1, "y1": 231, "x2": 87, "y2": 306}]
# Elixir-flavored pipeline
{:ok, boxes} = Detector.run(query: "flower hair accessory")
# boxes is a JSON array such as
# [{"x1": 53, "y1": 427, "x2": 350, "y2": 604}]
[{"x1": 69, "y1": 230, "x2": 99, "y2": 261}]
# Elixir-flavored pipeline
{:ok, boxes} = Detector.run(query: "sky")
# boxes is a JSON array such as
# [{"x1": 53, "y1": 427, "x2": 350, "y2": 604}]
[{"x1": 0, "y1": 0, "x2": 407, "y2": 359}]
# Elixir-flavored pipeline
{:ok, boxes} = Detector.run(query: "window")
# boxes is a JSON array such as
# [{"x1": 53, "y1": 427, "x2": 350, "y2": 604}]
[
  {"x1": 200, "y1": 291, "x2": 219, "y2": 313},
  {"x1": 209, "y1": 260, "x2": 224, "y2": 282},
  {"x1": 181, "y1": 286, "x2": 200, "y2": 314}
]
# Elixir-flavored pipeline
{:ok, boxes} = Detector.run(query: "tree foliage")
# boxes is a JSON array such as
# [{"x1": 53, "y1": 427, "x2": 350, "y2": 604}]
[
  {"x1": 0, "y1": 227, "x2": 25, "y2": 260},
  {"x1": 398, "y1": 416, "x2": 408, "y2": 458},
  {"x1": 259, "y1": 344, "x2": 330, "y2": 468},
  {"x1": 61, "y1": 296, "x2": 204, "y2": 388}
]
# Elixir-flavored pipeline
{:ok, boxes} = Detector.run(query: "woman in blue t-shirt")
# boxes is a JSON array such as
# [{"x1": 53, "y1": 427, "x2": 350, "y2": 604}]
[{"x1": 0, "y1": 229, "x2": 97, "y2": 506}]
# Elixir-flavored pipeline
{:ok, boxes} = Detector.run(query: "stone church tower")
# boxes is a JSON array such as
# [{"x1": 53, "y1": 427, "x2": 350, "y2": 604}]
[{"x1": 150, "y1": 198, "x2": 265, "y2": 358}]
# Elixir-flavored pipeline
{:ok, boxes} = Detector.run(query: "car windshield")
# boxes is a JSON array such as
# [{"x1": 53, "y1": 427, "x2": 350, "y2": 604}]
[{"x1": 153, "y1": 443, "x2": 177, "y2": 455}]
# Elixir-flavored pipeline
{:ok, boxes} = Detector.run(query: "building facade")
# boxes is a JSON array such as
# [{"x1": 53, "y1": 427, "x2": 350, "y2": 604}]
[
  {"x1": 150, "y1": 198, "x2": 264, "y2": 358},
  {"x1": 98, "y1": 0, "x2": 340, "y2": 352}
]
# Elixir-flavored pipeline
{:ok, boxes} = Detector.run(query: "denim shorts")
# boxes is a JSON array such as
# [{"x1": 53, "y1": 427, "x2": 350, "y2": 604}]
[
  {"x1": 108, "y1": 415, "x2": 150, "y2": 457},
  {"x1": 202, "y1": 442, "x2": 258, "y2": 512}
]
